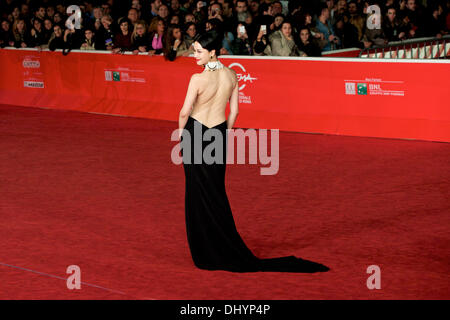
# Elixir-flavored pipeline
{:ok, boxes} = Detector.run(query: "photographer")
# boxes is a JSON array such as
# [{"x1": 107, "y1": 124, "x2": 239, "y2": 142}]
[
  {"x1": 231, "y1": 22, "x2": 253, "y2": 55},
  {"x1": 254, "y1": 21, "x2": 306, "y2": 56}
]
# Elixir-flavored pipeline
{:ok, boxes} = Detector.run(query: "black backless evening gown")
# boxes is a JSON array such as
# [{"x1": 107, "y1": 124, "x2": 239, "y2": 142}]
[{"x1": 181, "y1": 115, "x2": 329, "y2": 273}]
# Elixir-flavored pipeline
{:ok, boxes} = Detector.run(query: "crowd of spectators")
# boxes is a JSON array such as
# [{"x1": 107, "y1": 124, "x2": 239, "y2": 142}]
[{"x1": 1, "y1": 0, "x2": 449, "y2": 59}]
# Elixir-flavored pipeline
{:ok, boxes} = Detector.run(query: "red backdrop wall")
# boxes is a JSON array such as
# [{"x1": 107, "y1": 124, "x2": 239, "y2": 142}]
[{"x1": 1, "y1": 49, "x2": 449, "y2": 142}]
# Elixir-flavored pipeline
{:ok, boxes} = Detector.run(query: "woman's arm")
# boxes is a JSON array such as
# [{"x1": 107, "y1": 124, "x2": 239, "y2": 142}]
[
  {"x1": 227, "y1": 76, "x2": 239, "y2": 130},
  {"x1": 178, "y1": 74, "x2": 199, "y2": 138}
]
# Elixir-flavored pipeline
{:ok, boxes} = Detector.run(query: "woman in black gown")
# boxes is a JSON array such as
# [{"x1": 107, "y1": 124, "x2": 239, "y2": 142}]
[{"x1": 178, "y1": 30, "x2": 329, "y2": 273}]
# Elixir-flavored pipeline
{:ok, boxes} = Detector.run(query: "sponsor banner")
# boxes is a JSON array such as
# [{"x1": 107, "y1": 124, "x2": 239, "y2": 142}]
[
  {"x1": 22, "y1": 54, "x2": 45, "y2": 88},
  {"x1": 0, "y1": 49, "x2": 449, "y2": 142}
]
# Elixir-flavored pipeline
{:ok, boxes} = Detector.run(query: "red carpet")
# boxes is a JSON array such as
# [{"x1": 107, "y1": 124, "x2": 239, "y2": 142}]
[{"x1": 0, "y1": 104, "x2": 449, "y2": 300}]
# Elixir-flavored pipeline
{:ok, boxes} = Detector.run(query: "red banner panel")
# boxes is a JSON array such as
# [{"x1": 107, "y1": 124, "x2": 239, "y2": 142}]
[{"x1": 0, "y1": 49, "x2": 449, "y2": 142}]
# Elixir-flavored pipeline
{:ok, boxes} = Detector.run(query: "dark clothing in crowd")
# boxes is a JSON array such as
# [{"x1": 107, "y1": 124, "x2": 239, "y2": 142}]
[
  {"x1": 48, "y1": 35, "x2": 65, "y2": 51},
  {"x1": 131, "y1": 34, "x2": 151, "y2": 52},
  {"x1": 113, "y1": 32, "x2": 132, "y2": 51},
  {"x1": 231, "y1": 37, "x2": 253, "y2": 55},
  {"x1": 96, "y1": 26, "x2": 115, "y2": 50},
  {"x1": 297, "y1": 40, "x2": 322, "y2": 57},
  {"x1": 383, "y1": 20, "x2": 407, "y2": 42},
  {"x1": 0, "y1": 30, "x2": 13, "y2": 47},
  {"x1": 13, "y1": 31, "x2": 33, "y2": 48}
]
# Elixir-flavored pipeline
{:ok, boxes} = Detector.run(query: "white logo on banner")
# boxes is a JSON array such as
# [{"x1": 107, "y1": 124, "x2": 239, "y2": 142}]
[
  {"x1": 228, "y1": 62, "x2": 257, "y2": 104},
  {"x1": 228, "y1": 62, "x2": 257, "y2": 91},
  {"x1": 366, "y1": 5, "x2": 381, "y2": 30},
  {"x1": 65, "y1": 5, "x2": 82, "y2": 30},
  {"x1": 22, "y1": 60, "x2": 40, "y2": 68},
  {"x1": 345, "y1": 82, "x2": 356, "y2": 95}
]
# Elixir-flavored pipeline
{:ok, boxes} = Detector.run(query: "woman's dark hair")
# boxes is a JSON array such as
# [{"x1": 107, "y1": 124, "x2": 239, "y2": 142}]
[
  {"x1": 163, "y1": 23, "x2": 183, "y2": 58},
  {"x1": 184, "y1": 22, "x2": 196, "y2": 34},
  {"x1": 194, "y1": 28, "x2": 223, "y2": 56},
  {"x1": 118, "y1": 17, "x2": 132, "y2": 33}
]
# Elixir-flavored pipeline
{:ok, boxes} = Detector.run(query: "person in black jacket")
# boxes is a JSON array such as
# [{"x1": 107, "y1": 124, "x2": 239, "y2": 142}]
[
  {"x1": 131, "y1": 20, "x2": 151, "y2": 54},
  {"x1": 48, "y1": 24, "x2": 66, "y2": 51},
  {"x1": 30, "y1": 18, "x2": 47, "y2": 47},
  {"x1": 424, "y1": 4, "x2": 447, "y2": 38},
  {"x1": 0, "y1": 19, "x2": 13, "y2": 48},
  {"x1": 296, "y1": 26, "x2": 322, "y2": 56},
  {"x1": 12, "y1": 19, "x2": 33, "y2": 48},
  {"x1": 383, "y1": 7, "x2": 407, "y2": 42},
  {"x1": 231, "y1": 22, "x2": 253, "y2": 55},
  {"x1": 96, "y1": 15, "x2": 116, "y2": 51}
]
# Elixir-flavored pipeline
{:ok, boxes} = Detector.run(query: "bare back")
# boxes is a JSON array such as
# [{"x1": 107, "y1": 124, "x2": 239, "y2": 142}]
[{"x1": 190, "y1": 66, "x2": 237, "y2": 128}]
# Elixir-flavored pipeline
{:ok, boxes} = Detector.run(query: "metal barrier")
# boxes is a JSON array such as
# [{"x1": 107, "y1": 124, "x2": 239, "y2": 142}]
[{"x1": 359, "y1": 35, "x2": 450, "y2": 59}]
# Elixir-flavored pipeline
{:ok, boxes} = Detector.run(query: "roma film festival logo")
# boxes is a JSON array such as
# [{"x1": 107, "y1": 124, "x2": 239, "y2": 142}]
[
  {"x1": 228, "y1": 62, "x2": 257, "y2": 104},
  {"x1": 170, "y1": 121, "x2": 279, "y2": 175}
]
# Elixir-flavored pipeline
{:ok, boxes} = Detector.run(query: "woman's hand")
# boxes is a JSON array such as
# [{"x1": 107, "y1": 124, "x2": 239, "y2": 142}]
[
  {"x1": 173, "y1": 39, "x2": 181, "y2": 49},
  {"x1": 138, "y1": 46, "x2": 147, "y2": 52},
  {"x1": 237, "y1": 26, "x2": 248, "y2": 40},
  {"x1": 112, "y1": 47, "x2": 121, "y2": 53},
  {"x1": 148, "y1": 49, "x2": 156, "y2": 56}
]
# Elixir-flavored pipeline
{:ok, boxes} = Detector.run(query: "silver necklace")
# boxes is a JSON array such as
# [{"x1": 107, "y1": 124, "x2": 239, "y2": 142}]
[{"x1": 204, "y1": 59, "x2": 224, "y2": 71}]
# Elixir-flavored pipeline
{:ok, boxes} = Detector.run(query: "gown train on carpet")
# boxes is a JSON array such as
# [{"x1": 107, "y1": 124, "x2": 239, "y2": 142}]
[{"x1": 181, "y1": 116, "x2": 329, "y2": 273}]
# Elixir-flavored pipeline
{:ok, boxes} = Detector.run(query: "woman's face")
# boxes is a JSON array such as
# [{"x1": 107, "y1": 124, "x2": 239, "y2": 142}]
[
  {"x1": 171, "y1": 15, "x2": 180, "y2": 24},
  {"x1": 136, "y1": 24, "x2": 145, "y2": 35},
  {"x1": 2, "y1": 21, "x2": 10, "y2": 32},
  {"x1": 300, "y1": 29, "x2": 309, "y2": 43},
  {"x1": 157, "y1": 20, "x2": 165, "y2": 33},
  {"x1": 387, "y1": 9, "x2": 396, "y2": 22},
  {"x1": 12, "y1": 7, "x2": 20, "y2": 19},
  {"x1": 281, "y1": 22, "x2": 291, "y2": 38},
  {"x1": 173, "y1": 28, "x2": 181, "y2": 40},
  {"x1": 132, "y1": 0, "x2": 142, "y2": 10},
  {"x1": 44, "y1": 19, "x2": 52, "y2": 30},
  {"x1": 33, "y1": 19, "x2": 42, "y2": 30},
  {"x1": 274, "y1": 16, "x2": 283, "y2": 26},
  {"x1": 54, "y1": 25, "x2": 62, "y2": 37},
  {"x1": 17, "y1": 20, "x2": 25, "y2": 32},
  {"x1": 101, "y1": 17, "x2": 111, "y2": 29},
  {"x1": 185, "y1": 14, "x2": 195, "y2": 23},
  {"x1": 54, "y1": 13, "x2": 62, "y2": 23},
  {"x1": 120, "y1": 22, "x2": 129, "y2": 34},
  {"x1": 47, "y1": 6, "x2": 55, "y2": 17},
  {"x1": 193, "y1": 41, "x2": 211, "y2": 66},
  {"x1": 186, "y1": 24, "x2": 196, "y2": 38}
]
